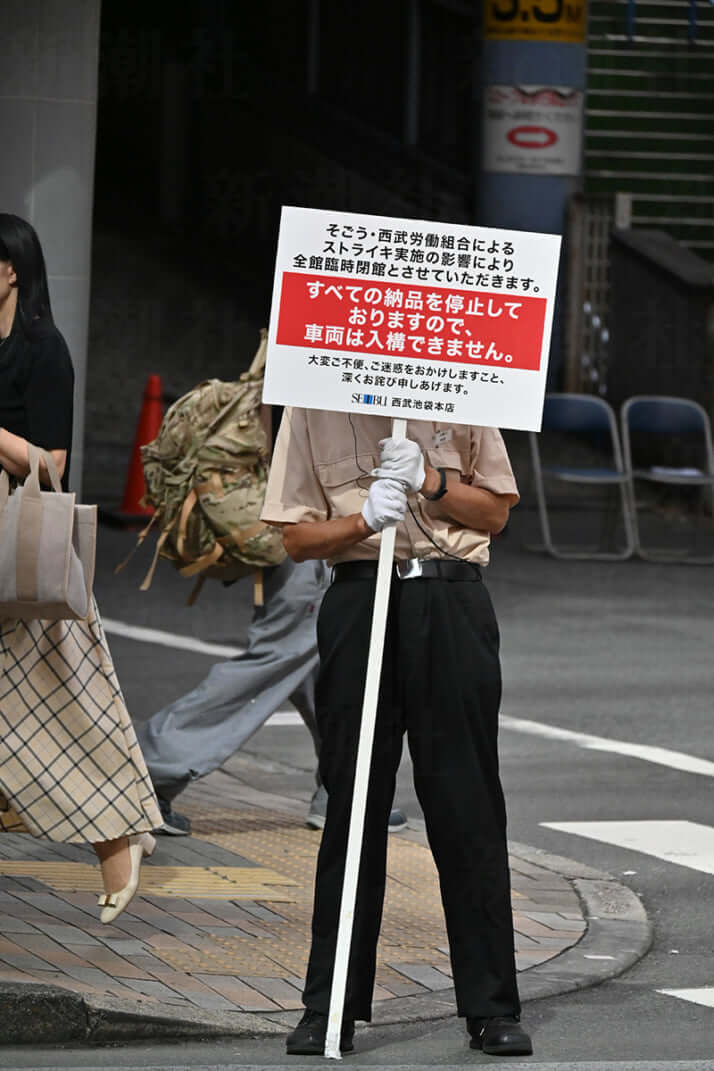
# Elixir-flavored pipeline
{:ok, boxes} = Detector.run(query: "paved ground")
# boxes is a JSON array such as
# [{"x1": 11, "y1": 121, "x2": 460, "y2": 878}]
[
  {"x1": 0, "y1": 497, "x2": 671, "y2": 1045},
  {"x1": 0, "y1": 768, "x2": 585, "y2": 1016},
  {"x1": 1, "y1": 493, "x2": 712, "y2": 1060},
  {"x1": 0, "y1": 746, "x2": 647, "y2": 1044}
]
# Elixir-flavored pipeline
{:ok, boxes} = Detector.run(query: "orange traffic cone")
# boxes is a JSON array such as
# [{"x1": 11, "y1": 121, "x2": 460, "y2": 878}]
[{"x1": 120, "y1": 374, "x2": 164, "y2": 516}]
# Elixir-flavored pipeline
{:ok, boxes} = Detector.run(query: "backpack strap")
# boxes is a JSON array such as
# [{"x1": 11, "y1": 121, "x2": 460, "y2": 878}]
[
  {"x1": 178, "y1": 542, "x2": 223, "y2": 578},
  {"x1": 115, "y1": 511, "x2": 160, "y2": 575},
  {"x1": 253, "y1": 567, "x2": 264, "y2": 608},
  {"x1": 139, "y1": 516, "x2": 177, "y2": 591},
  {"x1": 175, "y1": 488, "x2": 199, "y2": 562},
  {"x1": 187, "y1": 574, "x2": 208, "y2": 606},
  {"x1": 247, "y1": 328, "x2": 268, "y2": 378}
]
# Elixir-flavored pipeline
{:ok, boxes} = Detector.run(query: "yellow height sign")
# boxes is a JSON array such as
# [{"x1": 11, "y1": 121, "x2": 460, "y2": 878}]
[{"x1": 484, "y1": 1, "x2": 586, "y2": 43}]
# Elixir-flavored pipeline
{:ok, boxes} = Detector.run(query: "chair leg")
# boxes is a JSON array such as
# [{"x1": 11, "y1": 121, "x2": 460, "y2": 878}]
[
  {"x1": 529, "y1": 435, "x2": 561, "y2": 557},
  {"x1": 527, "y1": 434, "x2": 634, "y2": 561},
  {"x1": 620, "y1": 480, "x2": 637, "y2": 559},
  {"x1": 534, "y1": 484, "x2": 563, "y2": 558},
  {"x1": 531, "y1": 482, "x2": 634, "y2": 560},
  {"x1": 630, "y1": 480, "x2": 714, "y2": 564}
]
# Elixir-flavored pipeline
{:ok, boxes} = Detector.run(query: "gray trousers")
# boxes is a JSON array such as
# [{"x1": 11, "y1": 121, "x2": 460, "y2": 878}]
[{"x1": 137, "y1": 558, "x2": 330, "y2": 799}]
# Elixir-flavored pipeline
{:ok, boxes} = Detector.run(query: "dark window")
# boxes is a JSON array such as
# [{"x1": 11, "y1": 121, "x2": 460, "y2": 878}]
[
  {"x1": 319, "y1": 1, "x2": 408, "y2": 139},
  {"x1": 419, "y1": 0, "x2": 475, "y2": 171}
]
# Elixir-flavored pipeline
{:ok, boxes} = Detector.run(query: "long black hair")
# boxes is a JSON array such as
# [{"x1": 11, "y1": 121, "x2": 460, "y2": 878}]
[{"x1": 0, "y1": 213, "x2": 54, "y2": 340}]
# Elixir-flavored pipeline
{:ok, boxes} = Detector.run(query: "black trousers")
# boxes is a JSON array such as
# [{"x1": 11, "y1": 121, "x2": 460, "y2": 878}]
[{"x1": 303, "y1": 572, "x2": 520, "y2": 1021}]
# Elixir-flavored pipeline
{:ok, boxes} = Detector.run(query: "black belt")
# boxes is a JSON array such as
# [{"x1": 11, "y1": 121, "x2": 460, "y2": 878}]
[{"x1": 332, "y1": 559, "x2": 481, "y2": 582}]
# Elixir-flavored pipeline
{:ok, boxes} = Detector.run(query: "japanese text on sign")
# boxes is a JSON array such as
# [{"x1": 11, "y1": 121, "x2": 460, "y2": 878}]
[
  {"x1": 277, "y1": 274, "x2": 546, "y2": 370},
  {"x1": 264, "y1": 207, "x2": 561, "y2": 432}
]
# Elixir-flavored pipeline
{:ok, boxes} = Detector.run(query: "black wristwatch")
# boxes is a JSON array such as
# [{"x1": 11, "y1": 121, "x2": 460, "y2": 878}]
[{"x1": 423, "y1": 467, "x2": 448, "y2": 501}]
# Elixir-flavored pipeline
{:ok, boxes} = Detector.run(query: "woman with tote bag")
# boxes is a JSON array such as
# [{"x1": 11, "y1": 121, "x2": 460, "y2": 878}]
[{"x1": 0, "y1": 213, "x2": 161, "y2": 923}]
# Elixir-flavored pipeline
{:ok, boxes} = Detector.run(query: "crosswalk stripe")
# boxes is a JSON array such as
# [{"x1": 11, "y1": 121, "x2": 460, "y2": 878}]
[
  {"x1": 541, "y1": 820, "x2": 714, "y2": 876},
  {"x1": 658, "y1": 986, "x2": 714, "y2": 1009},
  {"x1": 501, "y1": 715, "x2": 714, "y2": 778}
]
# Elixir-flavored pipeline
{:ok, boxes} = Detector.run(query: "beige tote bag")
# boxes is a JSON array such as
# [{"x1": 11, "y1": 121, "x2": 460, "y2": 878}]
[{"x1": 0, "y1": 445, "x2": 96, "y2": 621}]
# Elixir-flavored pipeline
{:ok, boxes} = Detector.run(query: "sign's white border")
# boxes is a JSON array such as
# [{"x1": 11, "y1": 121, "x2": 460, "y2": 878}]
[{"x1": 264, "y1": 206, "x2": 561, "y2": 431}]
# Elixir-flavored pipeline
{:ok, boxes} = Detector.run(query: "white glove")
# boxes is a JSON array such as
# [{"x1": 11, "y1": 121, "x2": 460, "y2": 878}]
[
  {"x1": 362, "y1": 477, "x2": 408, "y2": 533},
  {"x1": 372, "y1": 437, "x2": 426, "y2": 494}
]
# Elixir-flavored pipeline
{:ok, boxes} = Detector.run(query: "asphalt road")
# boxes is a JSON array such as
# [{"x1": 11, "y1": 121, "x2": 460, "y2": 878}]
[{"x1": 6, "y1": 512, "x2": 711, "y2": 1068}]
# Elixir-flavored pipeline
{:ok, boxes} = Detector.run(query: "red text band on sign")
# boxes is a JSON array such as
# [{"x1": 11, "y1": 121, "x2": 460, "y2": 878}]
[{"x1": 277, "y1": 272, "x2": 545, "y2": 371}]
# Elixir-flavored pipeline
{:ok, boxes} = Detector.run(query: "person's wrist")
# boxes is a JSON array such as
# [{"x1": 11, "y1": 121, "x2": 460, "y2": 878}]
[
  {"x1": 420, "y1": 466, "x2": 441, "y2": 498},
  {"x1": 356, "y1": 511, "x2": 374, "y2": 536}
]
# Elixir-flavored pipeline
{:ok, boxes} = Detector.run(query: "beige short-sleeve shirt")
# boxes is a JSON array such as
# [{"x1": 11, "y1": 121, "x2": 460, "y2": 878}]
[{"x1": 261, "y1": 408, "x2": 519, "y2": 566}]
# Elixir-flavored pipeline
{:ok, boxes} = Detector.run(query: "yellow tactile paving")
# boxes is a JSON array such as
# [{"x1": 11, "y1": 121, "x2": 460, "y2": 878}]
[{"x1": 0, "y1": 861, "x2": 298, "y2": 900}]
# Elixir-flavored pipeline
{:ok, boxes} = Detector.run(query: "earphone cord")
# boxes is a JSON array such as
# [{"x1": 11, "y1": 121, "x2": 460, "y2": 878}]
[{"x1": 348, "y1": 412, "x2": 468, "y2": 563}]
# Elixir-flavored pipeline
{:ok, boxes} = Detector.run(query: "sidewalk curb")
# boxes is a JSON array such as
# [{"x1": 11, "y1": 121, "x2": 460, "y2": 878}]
[
  {"x1": 0, "y1": 842, "x2": 652, "y2": 1045},
  {"x1": 508, "y1": 843, "x2": 653, "y2": 1008}
]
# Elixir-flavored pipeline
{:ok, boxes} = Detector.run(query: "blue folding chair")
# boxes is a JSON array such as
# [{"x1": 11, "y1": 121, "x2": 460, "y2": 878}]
[
  {"x1": 621, "y1": 395, "x2": 714, "y2": 563},
  {"x1": 529, "y1": 393, "x2": 635, "y2": 560}
]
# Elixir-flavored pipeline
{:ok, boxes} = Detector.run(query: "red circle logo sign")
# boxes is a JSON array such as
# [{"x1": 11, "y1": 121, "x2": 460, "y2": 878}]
[{"x1": 507, "y1": 125, "x2": 558, "y2": 149}]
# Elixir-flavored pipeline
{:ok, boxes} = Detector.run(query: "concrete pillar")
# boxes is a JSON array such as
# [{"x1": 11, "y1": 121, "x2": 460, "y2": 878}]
[
  {"x1": 0, "y1": 0, "x2": 101, "y2": 496},
  {"x1": 478, "y1": 43, "x2": 586, "y2": 233},
  {"x1": 477, "y1": 3, "x2": 588, "y2": 386}
]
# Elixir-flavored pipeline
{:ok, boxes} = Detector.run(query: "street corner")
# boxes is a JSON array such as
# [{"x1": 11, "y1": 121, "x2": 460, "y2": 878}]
[
  {"x1": 0, "y1": 797, "x2": 651, "y2": 1043},
  {"x1": 509, "y1": 842, "x2": 653, "y2": 1005}
]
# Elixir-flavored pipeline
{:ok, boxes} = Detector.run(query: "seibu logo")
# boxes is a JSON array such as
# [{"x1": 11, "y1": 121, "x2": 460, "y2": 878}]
[{"x1": 507, "y1": 125, "x2": 558, "y2": 149}]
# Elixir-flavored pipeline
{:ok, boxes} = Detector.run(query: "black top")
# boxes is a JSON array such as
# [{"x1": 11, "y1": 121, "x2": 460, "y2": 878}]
[{"x1": 0, "y1": 321, "x2": 74, "y2": 490}]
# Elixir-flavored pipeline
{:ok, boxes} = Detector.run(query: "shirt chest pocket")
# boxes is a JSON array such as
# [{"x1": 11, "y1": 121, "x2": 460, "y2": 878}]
[
  {"x1": 316, "y1": 453, "x2": 377, "y2": 519},
  {"x1": 425, "y1": 446, "x2": 466, "y2": 479}
]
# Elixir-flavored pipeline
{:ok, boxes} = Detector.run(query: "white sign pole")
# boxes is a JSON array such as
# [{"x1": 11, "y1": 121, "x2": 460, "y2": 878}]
[{"x1": 324, "y1": 416, "x2": 407, "y2": 1060}]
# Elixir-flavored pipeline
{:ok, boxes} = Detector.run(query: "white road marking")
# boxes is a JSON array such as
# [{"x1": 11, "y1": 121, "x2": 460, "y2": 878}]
[
  {"x1": 102, "y1": 618, "x2": 303, "y2": 727},
  {"x1": 96, "y1": 625, "x2": 714, "y2": 772},
  {"x1": 542, "y1": 820, "x2": 714, "y2": 876},
  {"x1": 501, "y1": 715, "x2": 714, "y2": 778},
  {"x1": 265, "y1": 710, "x2": 303, "y2": 726},
  {"x1": 102, "y1": 617, "x2": 244, "y2": 659},
  {"x1": 657, "y1": 986, "x2": 714, "y2": 1009}
]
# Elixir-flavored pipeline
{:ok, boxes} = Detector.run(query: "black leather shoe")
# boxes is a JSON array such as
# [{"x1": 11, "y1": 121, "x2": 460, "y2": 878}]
[
  {"x1": 467, "y1": 1015, "x2": 533, "y2": 1055},
  {"x1": 286, "y1": 1009, "x2": 355, "y2": 1055}
]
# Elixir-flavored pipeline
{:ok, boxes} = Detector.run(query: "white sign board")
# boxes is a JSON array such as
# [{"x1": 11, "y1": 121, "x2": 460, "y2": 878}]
[
  {"x1": 264, "y1": 206, "x2": 561, "y2": 432},
  {"x1": 483, "y1": 85, "x2": 583, "y2": 176}
]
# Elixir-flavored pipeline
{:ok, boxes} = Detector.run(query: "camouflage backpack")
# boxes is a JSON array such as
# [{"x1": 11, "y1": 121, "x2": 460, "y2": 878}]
[{"x1": 128, "y1": 330, "x2": 286, "y2": 603}]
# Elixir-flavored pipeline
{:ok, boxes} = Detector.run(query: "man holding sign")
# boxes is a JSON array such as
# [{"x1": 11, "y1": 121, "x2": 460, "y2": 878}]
[
  {"x1": 261, "y1": 412, "x2": 531, "y2": 1057},
  {"x1": 260, "y1": 206, "x2": 559, "y2": 1058}
]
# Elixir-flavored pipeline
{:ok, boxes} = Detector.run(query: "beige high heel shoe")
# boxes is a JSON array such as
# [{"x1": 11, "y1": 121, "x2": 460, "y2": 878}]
[{"x1": 98, "y1": 832, "x2": 156, "y2": 924}]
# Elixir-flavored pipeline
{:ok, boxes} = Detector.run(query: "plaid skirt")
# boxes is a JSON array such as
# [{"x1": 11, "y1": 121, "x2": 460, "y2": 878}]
[{"x1": 0, "y1": 599, "x2": 162, "y2": 843}]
